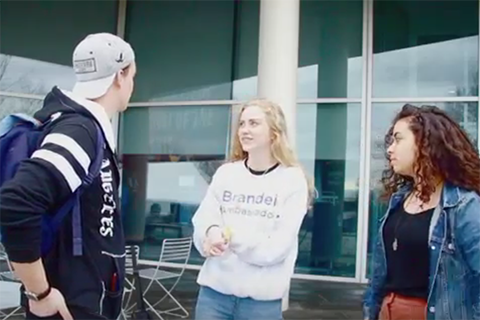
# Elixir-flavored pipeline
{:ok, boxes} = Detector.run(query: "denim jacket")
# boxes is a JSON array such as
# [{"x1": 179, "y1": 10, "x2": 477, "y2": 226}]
[{"x1": 363, "y1": 182, "x2": 480, "y2": 320}]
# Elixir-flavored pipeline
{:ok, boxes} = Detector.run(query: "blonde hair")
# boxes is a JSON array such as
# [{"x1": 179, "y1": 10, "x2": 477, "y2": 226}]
[{"x1": 229, "y1": 98, "x2": 317, "y2": 207}]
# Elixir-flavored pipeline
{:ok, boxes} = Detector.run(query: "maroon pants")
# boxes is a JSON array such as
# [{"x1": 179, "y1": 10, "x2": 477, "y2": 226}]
[{"x1": 379, "y1": 293, "x2": 427, "y2": 320}]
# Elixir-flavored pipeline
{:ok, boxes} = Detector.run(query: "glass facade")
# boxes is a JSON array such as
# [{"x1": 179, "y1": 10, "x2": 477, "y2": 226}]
[
  {"x1": 372, "y1": 0, "x2": 478, "y2": 98},
  {"x1": 0, "y1": 96, "x2": 43, "y2": 120},
  {"x1": 296, "y1": 103, "x2": 362, "y2": 277},
  {"x1": 119, "y1": 105, "x2": 232, "y2": 263},
  {"x1": 1, "y1": 0, "x2": 479, "y2": 283},
  {"x1": 0, "y1": 0, "x2": 118, "y2": 96},
  {"x1": 298, "y1": 0, "x2": 363, "y2": 99},
  {"x1": 125, "y1": 0, "x2": 259, "y2": 102}
]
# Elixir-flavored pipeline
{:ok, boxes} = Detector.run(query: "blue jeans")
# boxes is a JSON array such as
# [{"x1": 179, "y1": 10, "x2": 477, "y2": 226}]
[{"x1": 194, "y1": 286, "x2": 283, "y2": 320}]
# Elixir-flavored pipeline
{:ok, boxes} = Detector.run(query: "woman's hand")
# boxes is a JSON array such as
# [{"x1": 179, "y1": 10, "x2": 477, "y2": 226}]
[{"x1": 203, "y1": 226, "x2": 230, "y2": 257}]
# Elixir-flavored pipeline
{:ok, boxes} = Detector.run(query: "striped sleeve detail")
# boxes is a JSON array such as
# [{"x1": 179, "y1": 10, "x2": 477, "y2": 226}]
[
  {"x1": 29, "y1": 128, "x2": 97, "y2": 193},
  {"x1": 41, "y1": 133, "x2": 91, "y2": 174},
  {"x1": 31, "y1": 149, "x2": 82, "y2": 191}
]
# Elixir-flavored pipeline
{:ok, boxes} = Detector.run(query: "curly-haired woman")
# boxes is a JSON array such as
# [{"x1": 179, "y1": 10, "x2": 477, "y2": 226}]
[{"x1": 363, "y1": 104, "x2": 480, "y2": 320}]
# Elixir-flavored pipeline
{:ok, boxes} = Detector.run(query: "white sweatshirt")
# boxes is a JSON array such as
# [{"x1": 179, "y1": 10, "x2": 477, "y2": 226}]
[{"x1": 191, "y1": 160, "x2": 308, "y2": 301}]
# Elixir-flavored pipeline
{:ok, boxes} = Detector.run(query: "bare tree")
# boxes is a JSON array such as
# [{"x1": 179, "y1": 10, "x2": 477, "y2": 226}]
[
  {"x1": 0, "y1": 55, "x2": 11, "y2": 83},
  {"x1": 194, "y1": 160, "x2": 224, "y2": 184},
  {"x1": 0, "y1": 54, "x2": 44, "y2": 120},
  {"x1": 0, "y1": 55, "x2": 12, "y2": 106},
  {"x1": 444, "y1": 70, "x2": 479, "y2": 148}
]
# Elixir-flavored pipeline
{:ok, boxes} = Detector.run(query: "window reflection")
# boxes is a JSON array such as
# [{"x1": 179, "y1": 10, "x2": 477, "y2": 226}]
[
  {"x1": 295, "y1": 104, "x2": 361, "y2": 277},
  {"x1": 122, "y1": 159, "x2": 223, "y2": 262},
  {"x1": 119, "y1": 106, "x2": 231, "y2": 262},
  {"x1": 1, "y1": 0, "x2": 116, "y2": 95},
  {"x1": 0, "y1": 54, "x2": 75, "y2": 96},
  {"x1": 298, "y1": 0, "x2": 363, "y2": 99},
  {"x1": 0, "y1": 96, "x2": 43, "y2": 120},
  {"x1": 125, "y1": 0, "x2": 259, "y2": 102},
  {"x1": 373, "y1": 0, "x2": 479, "y2": 98}
]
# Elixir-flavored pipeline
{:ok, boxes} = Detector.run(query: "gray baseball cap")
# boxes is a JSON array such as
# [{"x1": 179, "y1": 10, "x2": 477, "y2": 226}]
[{"x1": 72, "y1": 33, "x2": 135, "y2": 99}]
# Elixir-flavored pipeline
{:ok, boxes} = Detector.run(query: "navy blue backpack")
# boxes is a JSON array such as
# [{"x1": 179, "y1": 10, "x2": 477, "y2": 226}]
[{"x1": 0, "y1": 113, "x2": 105, "y2": 257}]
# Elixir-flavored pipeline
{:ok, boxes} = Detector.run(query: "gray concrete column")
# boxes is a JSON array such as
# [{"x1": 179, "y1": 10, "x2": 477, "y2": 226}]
[
  {"x1": 257, "y1": 0, "x2": 300, "y2": 311},
  {"x1": 257, "y1": 0, "x2": 300, "y2": 146}
]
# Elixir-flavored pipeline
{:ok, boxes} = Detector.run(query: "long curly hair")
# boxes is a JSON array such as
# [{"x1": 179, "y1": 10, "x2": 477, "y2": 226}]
[{"x1": 381, "y1": 103, "x2": 480, "y2": 203}]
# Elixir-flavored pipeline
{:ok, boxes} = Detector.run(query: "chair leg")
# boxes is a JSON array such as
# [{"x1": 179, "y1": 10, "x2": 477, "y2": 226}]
[
  {"x1": 159, "y1": 282, "x2": 189, "y2": 318},
  {"x1": 123, "y1": 278, "x2": 136, "y2": 314},
  {"x1": 2, "y1": 306, "x2": 22, "y2": 320},
  {"x1": 142, "y1": 297, "x2": 165, "y2": 320},
  {"x1": 147, "y1": 280, "x2": 170, "y2": 308},
  {"x1": 146, "y1": 281, "x2": 189, "y2": 319}
]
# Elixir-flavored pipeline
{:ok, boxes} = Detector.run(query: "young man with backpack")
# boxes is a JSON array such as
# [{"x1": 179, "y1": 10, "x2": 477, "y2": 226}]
[{"x1": 0, "y1": 33, "x2": 136, "y2": 320}]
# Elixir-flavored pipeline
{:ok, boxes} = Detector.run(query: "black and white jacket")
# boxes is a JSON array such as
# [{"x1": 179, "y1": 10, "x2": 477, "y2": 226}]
[{"x1": 0, "y1": 87, "x2": 125, "y2": 319}]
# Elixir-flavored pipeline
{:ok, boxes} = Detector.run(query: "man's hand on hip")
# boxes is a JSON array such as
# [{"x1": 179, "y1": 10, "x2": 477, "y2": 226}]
[{"x1": 29, "y1": 288, "x2": 73, "y2": 320}]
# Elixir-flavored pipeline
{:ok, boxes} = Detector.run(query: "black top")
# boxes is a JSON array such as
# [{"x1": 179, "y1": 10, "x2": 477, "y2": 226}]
[
  {"x1": 0, "y1": 87, "x2": 124, "y2": 318},
  {"x1": 383, "y1": 200, "x2": 434, "y2": 300}
]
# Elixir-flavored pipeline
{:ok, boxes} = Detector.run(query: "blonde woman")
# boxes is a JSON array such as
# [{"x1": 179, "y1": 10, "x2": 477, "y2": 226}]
[{"x1": 191, "y1": 99, "x2": 314, "y2": 320}]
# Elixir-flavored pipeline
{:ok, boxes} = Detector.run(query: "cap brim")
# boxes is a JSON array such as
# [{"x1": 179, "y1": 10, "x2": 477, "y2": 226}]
[{"x1": 72, "y1": 74, "x2": 116, "y2": 99}]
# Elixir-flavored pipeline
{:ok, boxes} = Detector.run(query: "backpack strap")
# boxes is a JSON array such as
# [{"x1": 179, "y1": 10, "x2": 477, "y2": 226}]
[
  {"x1": 48, "y1": 121, "x2": 105, "y2": 256},
  {"x1": 72, "y1": 121, "x2": 105, "y2": 256}
]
